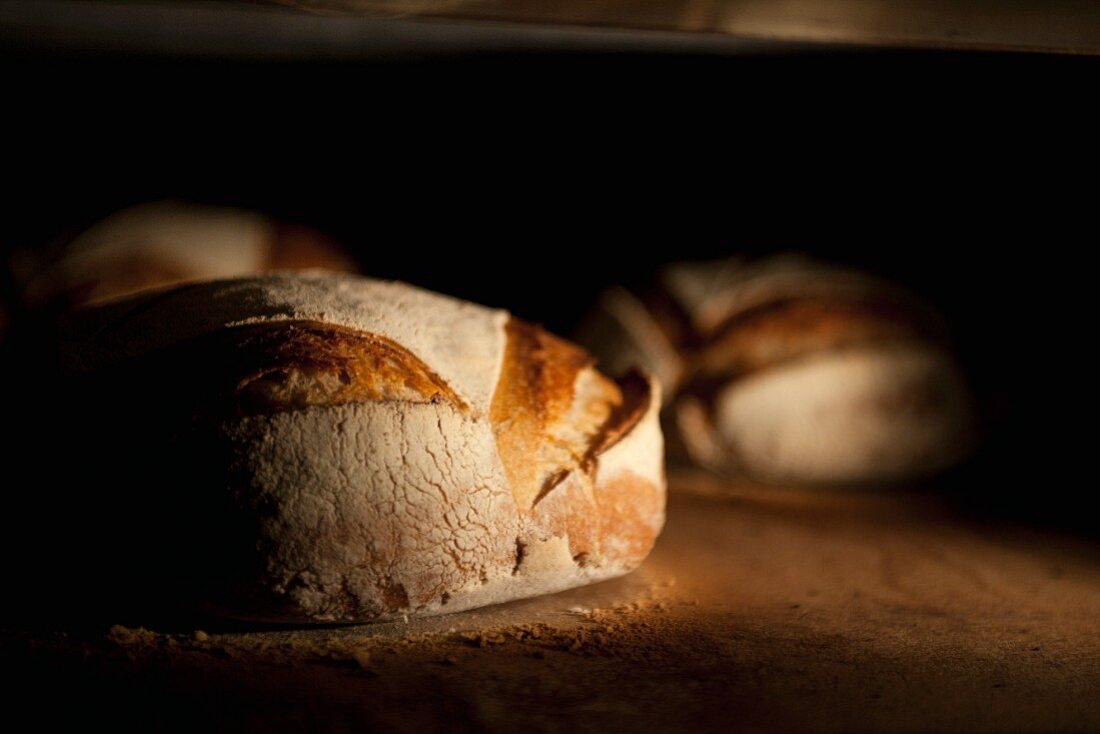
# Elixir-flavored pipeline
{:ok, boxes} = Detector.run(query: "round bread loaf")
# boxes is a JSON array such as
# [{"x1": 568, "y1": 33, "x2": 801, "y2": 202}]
[
  {"x1": 580, "y1": 255, "x2": 974, "y2": 484},
  {"x1": 19, "y1": 200, "x2": 355, "y2": 308},
  {"x1": 59, "y1": 273, "x2": 664, "y2": 622}
]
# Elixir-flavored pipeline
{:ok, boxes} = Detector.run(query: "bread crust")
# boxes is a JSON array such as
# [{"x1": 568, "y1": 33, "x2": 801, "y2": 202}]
[
  {"x1": 61, "y1": 273, "x2": 665, "y2": 622},
  {"x1": 20, "y1": 201, "x2": 355, "y2": 308},
  {"x1": 228, "y1": 321, "x2": 468, "y2": 414},
  {"x1": 580, "y1": 256, "x2": 972, "y2": 484}
]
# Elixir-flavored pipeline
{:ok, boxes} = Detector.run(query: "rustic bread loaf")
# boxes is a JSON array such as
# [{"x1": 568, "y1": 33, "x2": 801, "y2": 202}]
[
  {"x1": 580, "y1": 255, "x2": 974, "y2": 484},
  {"x1": 60, "y1": 273, "x2": 664, "y2": 622},
  {"x1": 19, "y1": 200, "x2": 355, "y2": 308}
]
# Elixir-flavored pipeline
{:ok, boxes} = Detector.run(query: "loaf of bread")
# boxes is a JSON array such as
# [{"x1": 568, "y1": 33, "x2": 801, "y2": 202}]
[
  {"x1": 580, "y1": 255, "x2": 974, "y2": 484},
  {"x1": 19, "y1": 200, "x2": 355, "y2": 308},
  {"x1": 59, "y1": 273, "x2": 664, "y2": 622}
]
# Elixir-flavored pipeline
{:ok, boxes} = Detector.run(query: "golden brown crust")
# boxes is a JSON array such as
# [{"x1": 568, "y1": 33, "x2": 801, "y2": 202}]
[
  {"x1": 688, "y1": 299, "x2": 929, "y2": 388},
  {"x1": 490, "y1": 320, "x2": 609, "y2": 511},
  {"x1": 489, "y1": 319, "x2": 640, "y2": 512},
  {"x1": 226, "y1": 321, "x2": 466, "y2": 414},
  {"x1": 493, "y1": 319, "x2": 595, "y2": 422}
]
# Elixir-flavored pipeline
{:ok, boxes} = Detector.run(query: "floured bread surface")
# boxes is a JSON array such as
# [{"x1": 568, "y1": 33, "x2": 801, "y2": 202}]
[
  {"x1": 709, "y1": 344, "x2": 973, "y2": 483},
  {"x1": 64, "y1": 273, "x2": 664, "y2": 622},
  {"x1": 63, "y1": 271, "x2": 508, "y2": 415}
]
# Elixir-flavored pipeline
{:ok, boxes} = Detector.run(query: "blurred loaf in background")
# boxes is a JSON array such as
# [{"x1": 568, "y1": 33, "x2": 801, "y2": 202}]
[
  {"x1": 580, "y1": 255, "x2": 975, "y2": 485},
  {"x1": 12, "y1": 199, "x2": 356, "y2": 310}
]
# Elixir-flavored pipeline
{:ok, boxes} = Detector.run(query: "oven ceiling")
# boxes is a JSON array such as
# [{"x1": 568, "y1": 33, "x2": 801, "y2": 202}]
[{"x1": 2, "y1": 0, "x2": 1099, "y2": 58}]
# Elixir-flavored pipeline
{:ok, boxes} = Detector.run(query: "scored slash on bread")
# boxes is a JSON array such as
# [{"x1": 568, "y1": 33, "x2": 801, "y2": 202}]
[
  {"x1": 230, "y1": 321, "x2": 468, "y2": 414},
  {"x1": 60, "y1": 273, "x2": 665, "y2": 622}
]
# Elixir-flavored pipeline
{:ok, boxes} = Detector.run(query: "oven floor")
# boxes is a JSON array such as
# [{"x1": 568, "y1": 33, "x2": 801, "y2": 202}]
[{"x1": 7, "y1": 468, "x2": 1100, "y2": 731}]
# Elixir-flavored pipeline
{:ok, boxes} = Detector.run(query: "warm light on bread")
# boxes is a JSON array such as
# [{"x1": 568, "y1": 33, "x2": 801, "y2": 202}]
[{"x1": 60, "y1": 273, "x2": 665, "y2": 622}]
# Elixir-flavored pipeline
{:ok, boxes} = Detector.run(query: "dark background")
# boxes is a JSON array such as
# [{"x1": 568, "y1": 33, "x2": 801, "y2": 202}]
[{"x1": 3, "y1": 46, "x2": 1096, "y2": 526}]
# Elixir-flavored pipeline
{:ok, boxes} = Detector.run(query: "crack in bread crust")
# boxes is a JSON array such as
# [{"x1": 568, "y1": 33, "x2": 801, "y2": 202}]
[
  {"x1": 488, "y1": 319, "x2": 649, "y2": 512},
  {"x1": 226, "y1": 321, "x2": 467, "y2": 415}
]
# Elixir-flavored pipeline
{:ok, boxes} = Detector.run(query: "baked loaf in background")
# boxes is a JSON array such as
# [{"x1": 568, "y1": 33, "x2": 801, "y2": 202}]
[
  {"x1": 57, "y1": 273, "x2": 664, "y2": 623},
  {"x1": 15, "y1": 199, "x2": 356, "y2": 309},
  {"x1": 580, "y1": 255, "x2": 974, "y2": 485}
]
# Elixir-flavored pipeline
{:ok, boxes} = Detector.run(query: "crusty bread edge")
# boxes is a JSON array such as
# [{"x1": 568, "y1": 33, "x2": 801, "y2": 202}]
[{"x1": 375, "y1": 374, "x2": 665, "y2": 621}]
